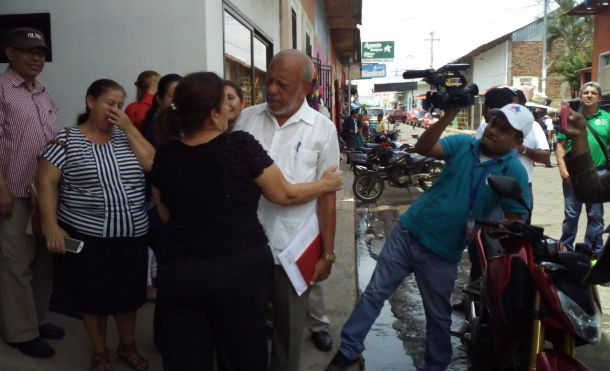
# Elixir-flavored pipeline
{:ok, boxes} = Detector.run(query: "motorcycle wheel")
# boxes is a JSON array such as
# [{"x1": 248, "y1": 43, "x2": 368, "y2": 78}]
[{"x1": 352, "y1": 174, "x2": 383, "y2": 203}]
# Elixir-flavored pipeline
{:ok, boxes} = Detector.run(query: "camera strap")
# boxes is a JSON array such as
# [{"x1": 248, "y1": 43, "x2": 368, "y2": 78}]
[
  {"x1": 469, "y1": 147, "x2": 497, "y2": 211},
  {"x1": 584, "y1": 120, "x2": 609, "y2": 169}
]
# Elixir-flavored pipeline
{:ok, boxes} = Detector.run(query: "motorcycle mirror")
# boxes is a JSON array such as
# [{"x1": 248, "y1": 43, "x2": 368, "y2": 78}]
[{"x1": 487, "y1": 175, "x2": 531, "y2": 213}]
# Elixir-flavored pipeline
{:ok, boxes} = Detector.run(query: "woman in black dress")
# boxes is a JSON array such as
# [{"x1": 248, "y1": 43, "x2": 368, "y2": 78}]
[{"x1": 150, "y1": 72, "x2": 342, "y2": 371}]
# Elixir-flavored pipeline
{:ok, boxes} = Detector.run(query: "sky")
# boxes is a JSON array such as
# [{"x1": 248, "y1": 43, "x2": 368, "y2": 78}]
[{"x1": 356, "y1": 0, "x2": 559, "y2": 101}]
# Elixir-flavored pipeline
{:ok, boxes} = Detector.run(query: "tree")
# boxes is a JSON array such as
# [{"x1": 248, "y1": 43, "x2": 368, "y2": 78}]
[
  {"x1": 550, "y1": 50, "x2": 590, "y2": 98},
  {"x1": 546, "y1": 0, "x2": 594, "y2": 97},
  {"x1": 547, "y1": 0, "x2": 593, "y2": 54}
]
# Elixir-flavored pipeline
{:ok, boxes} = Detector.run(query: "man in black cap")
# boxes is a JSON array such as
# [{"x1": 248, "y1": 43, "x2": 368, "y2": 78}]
[{"x1": 0, "y1": 27, "x2": 63, "y2": 358}]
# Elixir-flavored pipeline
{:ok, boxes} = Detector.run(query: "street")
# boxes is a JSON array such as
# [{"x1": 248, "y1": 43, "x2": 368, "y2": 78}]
[{"x1": 353, "y1": 124, "x2": 610, "y2": 370}]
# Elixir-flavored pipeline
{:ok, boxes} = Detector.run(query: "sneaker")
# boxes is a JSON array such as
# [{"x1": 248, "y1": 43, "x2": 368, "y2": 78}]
[{"x1": 325, "y1": 351, "x2": 360, "y2": 371}]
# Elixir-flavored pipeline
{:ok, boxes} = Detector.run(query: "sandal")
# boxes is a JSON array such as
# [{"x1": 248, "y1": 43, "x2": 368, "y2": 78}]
[
  {"x1": 90, "y1": 350, "x2": 112, "y2": 371},
  {"x1": 117, "y1": 343, "x2": 148, "y2": 371}
]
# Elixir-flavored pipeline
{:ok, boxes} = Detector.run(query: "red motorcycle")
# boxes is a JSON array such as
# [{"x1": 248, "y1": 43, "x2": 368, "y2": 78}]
[{"x1": 459, "y1": 175, "x2": 601, "y2": 371}]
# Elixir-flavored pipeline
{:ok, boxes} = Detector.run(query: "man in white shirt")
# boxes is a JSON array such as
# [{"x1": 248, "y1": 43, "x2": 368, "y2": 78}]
[
  {"x1": 475, "y1": 87, "x2": 550, "y2": 220},
  {"x1": 235, "y1": 49, "x2": 340, "y2": 371}
]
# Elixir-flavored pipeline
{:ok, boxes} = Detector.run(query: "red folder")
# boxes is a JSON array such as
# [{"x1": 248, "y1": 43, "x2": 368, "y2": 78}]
[{"x1": 295, "y1": 233, "x2": 323, "y2": 286}]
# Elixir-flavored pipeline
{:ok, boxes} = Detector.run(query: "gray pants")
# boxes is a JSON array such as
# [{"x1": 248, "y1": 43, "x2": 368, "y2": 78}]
[
  {"x1": 0, "y1": 199, "x2": 53, "y2": 342},
  {"x1": 270, "y1": 265, "x2": 310, "y2": 371},
  {"x1": 307, "y1": 283, "x2": 330, "y2": 333}
]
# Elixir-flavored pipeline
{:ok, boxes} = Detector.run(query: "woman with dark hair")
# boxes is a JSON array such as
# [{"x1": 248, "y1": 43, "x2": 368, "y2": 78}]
[
  {"x1": 223, "y1": 79, "x2": 246, "y2": 132},
  {"x1": 150, "y1": 72, "x2": 342, "y2": 371},
  {"x1": 140, "y1": 73, "x2": 182, "y2": 302},
  {"x1": 36, "y1": 79, "x2": 155, "y2": 371},
  {"x1": 142, "y1": 73, "x2": 182, "y2": 146}
]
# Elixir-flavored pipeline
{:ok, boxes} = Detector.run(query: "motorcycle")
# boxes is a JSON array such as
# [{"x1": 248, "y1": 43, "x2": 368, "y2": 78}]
[
  {"x1": 350, "y1": 145, "x2": 443, "y2": 203},
  {"x1": 459, "y1": 175, "x2": 601, "y2": 371}
]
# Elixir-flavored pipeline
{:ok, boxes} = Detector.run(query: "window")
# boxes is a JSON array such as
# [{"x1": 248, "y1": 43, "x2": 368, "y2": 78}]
[
  {"x1": 223, "y1": 5, "x2": 272, "y2": 106},
  {"x1": 291, "y1": 9, "x2": 297, "y2": 49},
  {"x1": 306, "y1": 33, "x2": 312, "y2": 57},
  {"x1": 0, "y1": 13, "x2": 52, "y2": 63}
]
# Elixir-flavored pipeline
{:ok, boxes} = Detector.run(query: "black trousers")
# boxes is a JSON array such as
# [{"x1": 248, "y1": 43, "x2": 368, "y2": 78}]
[{"x1": 155, "y1": 245, "x2": 274, "y2": 371}]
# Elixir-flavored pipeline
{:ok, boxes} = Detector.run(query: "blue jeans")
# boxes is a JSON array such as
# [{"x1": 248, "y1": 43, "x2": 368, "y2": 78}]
[
  {"x1": 338, "y1": 223, "x2": 458, "y2": 370},
  {"x1": 561, "y1": 170, "x2": 606, "y2": 253}
]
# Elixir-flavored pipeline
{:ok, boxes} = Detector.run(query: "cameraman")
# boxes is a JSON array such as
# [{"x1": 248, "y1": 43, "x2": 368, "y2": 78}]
[
  {"x1": 564, "y1": 108, "x2": 610, "y2": 285},
  {"x1": 325, "y1": 105, "x2": 531, "y2": 371}
]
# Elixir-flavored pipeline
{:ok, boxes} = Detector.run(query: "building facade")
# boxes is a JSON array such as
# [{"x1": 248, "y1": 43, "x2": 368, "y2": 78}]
[{"x1": 0, "y1": 0, "x2": 360, "y2": 129}]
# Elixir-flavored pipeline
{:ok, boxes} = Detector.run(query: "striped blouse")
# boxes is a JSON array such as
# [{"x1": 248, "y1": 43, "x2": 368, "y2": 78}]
[{"x1": 40, "y1": 126, "x2": 148, "y2": 238}]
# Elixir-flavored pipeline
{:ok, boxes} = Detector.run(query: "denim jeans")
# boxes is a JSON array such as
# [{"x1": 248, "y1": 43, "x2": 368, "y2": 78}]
[
  {"x1": 338, "y1": 223, "x2": 458, "y2": 370},
  {"x1": 561, "y1": 169, "x2": 606, "y2": 253}
]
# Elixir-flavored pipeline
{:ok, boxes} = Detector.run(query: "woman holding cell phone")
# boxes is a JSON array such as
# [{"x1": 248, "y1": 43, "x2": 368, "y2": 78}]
[{"x1": 36, "y1": 79, "x2": 155, "y2": 371}]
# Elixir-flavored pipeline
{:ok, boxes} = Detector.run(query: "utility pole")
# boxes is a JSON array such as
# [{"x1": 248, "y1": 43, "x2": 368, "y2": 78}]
[
  {"x1": 542, "y1": 0, "x2": 549, "y2": 94},
  {"x1": 425, "y1": 31, "x2": 440, "y2": 68}
]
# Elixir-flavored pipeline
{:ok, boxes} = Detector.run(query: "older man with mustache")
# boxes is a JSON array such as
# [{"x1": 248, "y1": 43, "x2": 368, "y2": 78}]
[
  {"x1": 235, "y1": 49, "x2": 340, "y2": 370},
  {"x1": 0, "y1": 27, "x2": 63, "y2": 358}
]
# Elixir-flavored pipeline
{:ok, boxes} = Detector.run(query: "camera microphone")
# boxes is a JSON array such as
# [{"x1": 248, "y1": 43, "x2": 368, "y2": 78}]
[{"x1": 402, "y1": 69, "x2": 434, "y2": 79}]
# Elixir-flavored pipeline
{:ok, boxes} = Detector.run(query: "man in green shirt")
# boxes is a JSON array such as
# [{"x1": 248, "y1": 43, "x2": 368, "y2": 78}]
[{"x1": 556, "y1": 81, "x2": 610, "y2": 253}]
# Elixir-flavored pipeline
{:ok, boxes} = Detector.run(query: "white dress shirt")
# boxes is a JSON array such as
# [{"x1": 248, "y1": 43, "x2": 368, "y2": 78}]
[{"x1": 235, "y1": 100, "x2": 340, "y2": 263}]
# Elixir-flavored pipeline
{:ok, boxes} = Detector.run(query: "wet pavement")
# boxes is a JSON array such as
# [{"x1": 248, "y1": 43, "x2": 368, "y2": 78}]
[
  {"x1": 353, "y1": 124, "x2": 610, "y2": 371},
  {"x1": 355, "y1": 191, "x2": 470, "y2": 371}
]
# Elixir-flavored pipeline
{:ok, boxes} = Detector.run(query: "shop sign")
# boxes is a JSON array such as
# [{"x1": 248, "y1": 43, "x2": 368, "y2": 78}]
[
  {"x1": 361, "y1": 64, "x2": 387, "y2": 78},
  {"x1": 362, "y1": 41, "x2": 394, "y2": 62}
]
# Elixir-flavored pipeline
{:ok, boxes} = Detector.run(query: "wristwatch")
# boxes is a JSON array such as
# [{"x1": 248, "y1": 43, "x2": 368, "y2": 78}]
[{"x1": 323, "y1": 253, "x2": 336, "y2": 263}]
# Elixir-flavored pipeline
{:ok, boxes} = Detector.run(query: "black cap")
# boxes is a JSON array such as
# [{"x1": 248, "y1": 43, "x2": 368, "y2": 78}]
[
  {"x1": 484, "y1": 87, "x2": 515, "y2": 110},
  {"x1": 4, "y1": 27, "x2": 48, "y2": 50}
]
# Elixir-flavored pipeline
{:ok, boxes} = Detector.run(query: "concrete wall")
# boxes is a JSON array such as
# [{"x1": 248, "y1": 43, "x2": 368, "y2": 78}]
[
  {"x1": 229, "y1": 0, "x2": 280, "y2": 50},
  {"x1": 0, "y1": 0, "x2": 227, "y2": 128},
  {"x1": 314, "y1": 0, "x2": 329, "y2": 62},
  {"x1": 592, "y1": 7, "x2": 610, "y2": 81},
  {"x1": 472, "y1": 40, "x2": 509, "y2": 91}
]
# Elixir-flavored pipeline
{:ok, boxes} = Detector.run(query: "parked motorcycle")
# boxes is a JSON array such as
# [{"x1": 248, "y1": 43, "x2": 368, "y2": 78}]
[
  {"x1": 350, "y1": 145, "x2": 443, "y2": 202},
  {"x1": 459, "y1": 175, "x2": 601, "y2": 371}
]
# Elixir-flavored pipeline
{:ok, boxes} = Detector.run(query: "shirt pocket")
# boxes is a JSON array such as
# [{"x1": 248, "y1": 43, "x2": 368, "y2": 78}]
[{"x1": 286, "y1": 147, "x2": 319, "y2": 183}]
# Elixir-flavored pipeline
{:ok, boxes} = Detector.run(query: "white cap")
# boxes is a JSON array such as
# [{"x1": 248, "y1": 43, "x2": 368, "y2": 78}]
[{"x1": 490, "y1": 104, "x2": 533, "y2": 137}]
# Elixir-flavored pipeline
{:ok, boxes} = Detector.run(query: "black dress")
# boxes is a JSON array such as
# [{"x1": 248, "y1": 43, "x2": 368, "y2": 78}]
[{"x1": 150, "y1": 131, "x2": 275, "y2": 371}]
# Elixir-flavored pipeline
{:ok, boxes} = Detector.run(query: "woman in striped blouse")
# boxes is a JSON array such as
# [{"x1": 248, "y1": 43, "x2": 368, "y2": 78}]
[{"x1": 36, "y1": 79, "x2": 155, "y2": 371}]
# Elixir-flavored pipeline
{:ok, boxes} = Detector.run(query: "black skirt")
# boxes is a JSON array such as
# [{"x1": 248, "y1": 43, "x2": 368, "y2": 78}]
[{"x1": 52, "y1": 223, "x2": 147, "y2": 315}]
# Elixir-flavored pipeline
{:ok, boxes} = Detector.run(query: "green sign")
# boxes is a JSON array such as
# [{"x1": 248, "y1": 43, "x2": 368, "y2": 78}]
[{"x1": 362, "y1": 41, "x2": 394, "y2": 62}]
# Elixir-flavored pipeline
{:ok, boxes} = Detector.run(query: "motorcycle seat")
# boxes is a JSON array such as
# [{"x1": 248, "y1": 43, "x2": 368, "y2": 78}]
[
  {"x1": 347, "y1": 151, "x2": 368, "y2": 165},
  {"x1": 408, "y1": 153, "x2": 434, "y2": 164},
  {"x1": 555, "y1": 251, "x2": 591, "y2": 284},
  {"x1": 388, "y1": 151, "x2": 408, "y2": 164}
]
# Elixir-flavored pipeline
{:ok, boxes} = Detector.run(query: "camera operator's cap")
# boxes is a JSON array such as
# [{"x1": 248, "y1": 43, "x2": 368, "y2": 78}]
[
  {"x1": 4, "y1": 27, "x2": 48, "y2": 50},
  {"x1": 490, "y1": 104, "x2": 533, "y2": 137}
]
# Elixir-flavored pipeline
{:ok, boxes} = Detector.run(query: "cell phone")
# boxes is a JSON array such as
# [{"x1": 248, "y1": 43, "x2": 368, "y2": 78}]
[
  {"x1": 64, "y1": 237, "x2": 84, "y2": 254},
  {"x1": 560, "y1": 103, "x2": 570, "y2": 133}
]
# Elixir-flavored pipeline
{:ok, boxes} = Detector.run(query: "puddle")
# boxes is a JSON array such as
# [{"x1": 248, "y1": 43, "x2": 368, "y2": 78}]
[{"x1": 355, "y1": 205, "x2": 469, "y2": 370}]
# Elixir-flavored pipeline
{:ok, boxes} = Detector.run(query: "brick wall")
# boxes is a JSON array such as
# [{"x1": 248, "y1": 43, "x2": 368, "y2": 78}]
[{"x1": 510, "y1": 41, "x2": 571, "y2": 104}]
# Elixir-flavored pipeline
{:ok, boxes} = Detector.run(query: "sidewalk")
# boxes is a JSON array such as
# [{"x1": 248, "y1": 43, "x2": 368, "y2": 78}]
[{"x1": 0, "y1": 164, "x2": 359, "y2": 371}]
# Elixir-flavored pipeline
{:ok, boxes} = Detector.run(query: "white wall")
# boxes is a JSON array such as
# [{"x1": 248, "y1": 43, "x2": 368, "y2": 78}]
[
  {"x1": 230, "y1": 0, "x2": 280, "y2": 52},
  {"x1": 0, "y1": 0, "x2": 226, "y2": 128},
  {"x1": 472, "y1": 40, "x2": 509, "y2": 91}
]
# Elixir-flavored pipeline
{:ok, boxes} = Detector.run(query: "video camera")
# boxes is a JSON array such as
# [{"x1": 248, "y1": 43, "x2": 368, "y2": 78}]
[{"x1": 403, "y1": 64, "x2": 479, "y2": 111}]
